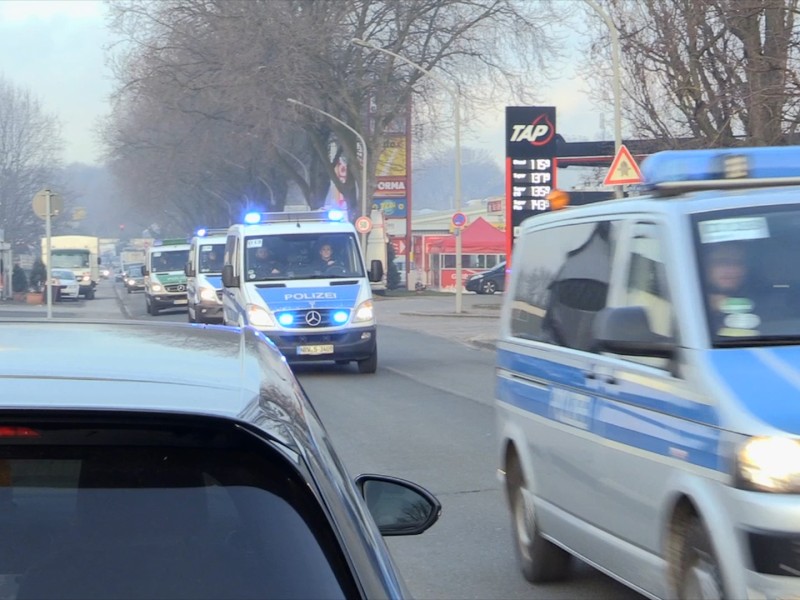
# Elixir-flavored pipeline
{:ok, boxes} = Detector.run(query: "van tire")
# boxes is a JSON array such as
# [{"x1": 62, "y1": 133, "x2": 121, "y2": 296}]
[
  {"x1": 507, "y1": 457, "x2": 570, "y2": 583},
  {"x1": 146, "y1": 297, "x2": 158, "y2": 316},
  {"x1": 357, "y1": 351, "x2": 377, "y2": 374},
  {"x1": 677, "y1": 518, "x2": 725, "y2": 600}
]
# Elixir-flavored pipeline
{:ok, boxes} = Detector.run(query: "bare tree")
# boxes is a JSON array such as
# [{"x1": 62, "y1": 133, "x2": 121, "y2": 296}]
[
  {"x1": 579, "y1": 0, "x2": 800, "y2": 147},
  {"x1": 0, "y1": 79, "x2": 63, "y2": 246},
  {"x1": 103, "y1": 0, "x2": 560, "y2": 224}
]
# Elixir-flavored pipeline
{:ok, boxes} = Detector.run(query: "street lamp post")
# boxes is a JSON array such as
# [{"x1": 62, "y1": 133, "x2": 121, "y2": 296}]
[
  {"x1": 286, "y1": 98, "x2": 369, "y2": 250},
  {"x1": 351, "y1": 38, "x2": 464, "y2": 313},
  {"x1": 584, "y1": 0, "x2": 623, "y2": 199}
]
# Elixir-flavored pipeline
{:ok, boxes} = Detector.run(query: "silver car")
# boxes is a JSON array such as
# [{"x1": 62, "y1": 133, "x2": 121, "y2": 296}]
[{"x1": 0, "y1": 320, "x2": 440, "y2": 599}]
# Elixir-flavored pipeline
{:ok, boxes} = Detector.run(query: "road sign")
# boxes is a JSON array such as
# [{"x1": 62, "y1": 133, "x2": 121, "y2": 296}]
[
  {"x1": 32, "y1": 189, "x2": 63, "y2": 219},
  {"x1": 452, "y1": 212, "x2": 468, "y2": 228},
  {"x1": 603, "y1": 144, "x2": 643, "y2": 186},
  {"x1": 355, "y1": 216, "x2": 372, "y2": 234}
]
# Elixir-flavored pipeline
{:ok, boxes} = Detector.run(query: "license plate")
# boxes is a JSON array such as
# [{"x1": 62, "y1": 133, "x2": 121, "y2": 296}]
[
  {"x1": 297, "y1": 344, "x2": 334, "y2": 356},
  {"x1": 174, "y1": 299, "x2": 188, "y2": 305}
]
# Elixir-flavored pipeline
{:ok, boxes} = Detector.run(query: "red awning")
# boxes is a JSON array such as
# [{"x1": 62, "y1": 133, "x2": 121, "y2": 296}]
[{"x1": 430, "y1": 217, "x2": 504, "y2": 253}]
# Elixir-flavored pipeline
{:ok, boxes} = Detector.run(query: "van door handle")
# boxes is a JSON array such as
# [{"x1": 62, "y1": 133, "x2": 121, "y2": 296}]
[{"x1": 582, "y1": 370, "x2": 597, "y2": 380}]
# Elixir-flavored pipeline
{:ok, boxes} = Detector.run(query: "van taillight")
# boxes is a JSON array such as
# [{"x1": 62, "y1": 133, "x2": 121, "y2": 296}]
[{"x1": 0, "y1": 427, "x2": 40, "y2": 438}]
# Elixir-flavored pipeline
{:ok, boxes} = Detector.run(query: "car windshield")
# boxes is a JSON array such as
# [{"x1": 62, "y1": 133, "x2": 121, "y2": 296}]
[
  {"x1": 150, "y1": 249, "x2": 189, "y2": 273},
  {"x1": 0, "y1": 419, "x2": 354, "y2": 599},
  {"x1": 244, "y1": 233, "x2": 363, "y2": 282},
  {"x1": 126, "y1": 264, "x2": 144, "y2": 277},
  {"x1": 51, "y1": 269, "x2": 74, "y2": 280},
  {"x1": 693, "y1": 204, "x2": 800, "y2": 346}
]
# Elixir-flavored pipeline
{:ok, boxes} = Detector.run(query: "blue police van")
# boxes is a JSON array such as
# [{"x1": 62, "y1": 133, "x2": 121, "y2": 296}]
[{"x1": 496, "y1": 146, "x2": 800, "y2": 599}]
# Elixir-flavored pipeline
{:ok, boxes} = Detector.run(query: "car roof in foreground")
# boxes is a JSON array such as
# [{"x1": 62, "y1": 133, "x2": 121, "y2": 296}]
[{"x1": 0, "y1": 320, "x2": 307, "y2": 444}]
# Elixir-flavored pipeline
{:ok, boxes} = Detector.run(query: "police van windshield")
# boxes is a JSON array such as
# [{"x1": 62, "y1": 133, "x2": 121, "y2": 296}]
[
  {"x1": 198, "y1": 243, "x2": 225, "y2": 274},
  {"x1": 244, "y1": 233, "x2": 363, "y2": 281},
  {"x1": 693, "y1": 205, "x2": 800, "y2": 346},
  {"x1": 151, "y1": 249, "x2": 189, "y2": 273}
]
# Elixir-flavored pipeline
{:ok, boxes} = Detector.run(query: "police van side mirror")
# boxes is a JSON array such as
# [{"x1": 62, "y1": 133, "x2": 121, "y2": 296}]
[
  {"x1": 368, "y1": 259, "x2": 384, "y2": 283},
  {"x1": 141, "y1": 267, "x2": 149, "y2": 276},
  {"x1": 593, "y1": 306, "x2": 675, "y2": 358},
  {"x1": 185, "y1": 262, "x2": 195, "y2": 277},
  {"x1": 222, "y1": 264, "x2": 239, "y2": 288}
]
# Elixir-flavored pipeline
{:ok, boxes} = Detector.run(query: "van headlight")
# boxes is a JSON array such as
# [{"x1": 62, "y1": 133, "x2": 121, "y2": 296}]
[
  {"x1": 150, "y1": 283, "x2": 163, "y2": 292},
  {"x1": 737, "y1": 437, "x2": 800, "y2": 492},
  {"x1": 246, "y1": 304, "x2": 275, "y2": 328},
  {"x1": 199, "y1": 286, "x2": 218, "y2": 302},
  {"x1": 352, "y1": 299, "x2": 374, "y2": 323}
]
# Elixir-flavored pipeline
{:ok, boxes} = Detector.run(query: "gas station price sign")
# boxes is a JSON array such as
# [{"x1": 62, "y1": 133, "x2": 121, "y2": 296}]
[{"x1": 506, "y1": 107, "x2": 557, "y2": 232}]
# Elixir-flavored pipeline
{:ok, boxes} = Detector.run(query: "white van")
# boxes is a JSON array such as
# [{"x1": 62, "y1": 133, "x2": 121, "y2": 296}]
[
  {"x1": 143, "y1": 239, "x2": 190, "y2": 316},
  {"x1": 221, "y1": 210, "x2": 384, "y2": 373},
  {"x1": 185, "y1": 229, "x2": 226, "y2": 324},
  {"x1": 496, "y1": 146, "x2": 800, "y2": 600}
]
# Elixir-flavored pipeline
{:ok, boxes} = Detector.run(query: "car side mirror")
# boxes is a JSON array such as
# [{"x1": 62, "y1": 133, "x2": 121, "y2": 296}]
[
  {"x1": 185, "y1": 262, "x2": 195, "y2": 277},
  {"x1": 593, "y1": 306, "x2": 676, "y2": 358},
  {"x1": 355, "y1": 474, "x2": 441, "y2": 537},
  {"x1": 98, "y1": 257, "x2": 102, "y2": 265},
  {"x1": 368, "y1": 259, "x2": 384, "y2": 283},
  {"x1": 222, "y1": 264, "x2": 239, "y2": 288}
]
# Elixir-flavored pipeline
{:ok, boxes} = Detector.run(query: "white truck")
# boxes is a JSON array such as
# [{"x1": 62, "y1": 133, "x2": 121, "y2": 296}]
[{"x1": 43, "y1": 235, "x2": 101, "y2": 299}]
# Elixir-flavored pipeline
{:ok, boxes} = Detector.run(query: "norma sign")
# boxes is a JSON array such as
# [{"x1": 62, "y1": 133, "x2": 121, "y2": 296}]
[
  {"x1": 355, "y1": 216, "x2": 372, "y2": 234},
  {"x1": 506, "y1": 106, "x2": 557, "y2": 235}
]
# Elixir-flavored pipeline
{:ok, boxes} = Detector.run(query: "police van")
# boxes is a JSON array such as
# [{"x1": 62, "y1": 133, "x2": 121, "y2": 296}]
[
  {"x1": 496, "y1": 146, "x2": 800, "y2": 600},
  {"x1": 143, "y1": 238, "x2": 190, "y2": 316},
  {"x1": 221, "y1": 210, "x2": 383, "y2": 373},
  {"x1": 185, "y1": 228, "x2": 226, "y2": 324}
]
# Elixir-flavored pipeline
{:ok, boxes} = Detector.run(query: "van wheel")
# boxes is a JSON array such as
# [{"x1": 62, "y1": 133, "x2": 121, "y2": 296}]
[
  {"x1": 481, "y1": 280, "x2": 497, "y2": 295},
  {"x1": 357, "y1": 351, "x2": 377, "y2": 374},
  {"x1": 677, "y1": 519, "x2": 724, "y2": 600},
  {"x1": 507, "y1": 457, "x2": 570, "y2": 583},
  {"x1": 147, "y1": 297, "x2": 158, "y2": 316}
]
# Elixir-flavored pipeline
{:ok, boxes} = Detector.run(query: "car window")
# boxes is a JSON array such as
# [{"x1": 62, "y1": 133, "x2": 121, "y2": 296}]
[
  {"x1": 0, "y1": 417, "x2": 356, "y2": 600},
  {"x1": 511, "y1": 220, "x2": 619, "y2": 352}
]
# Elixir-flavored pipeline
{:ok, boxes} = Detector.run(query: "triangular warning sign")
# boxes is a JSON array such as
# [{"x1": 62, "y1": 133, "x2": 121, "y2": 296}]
[{"x1": 603, "y1": 144, "x2": 643, "y2": 186}]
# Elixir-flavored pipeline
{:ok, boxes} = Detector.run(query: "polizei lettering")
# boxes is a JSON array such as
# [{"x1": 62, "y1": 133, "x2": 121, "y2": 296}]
[{"x1": 284, "y1": 292, "x2": 337, "y2": 300}]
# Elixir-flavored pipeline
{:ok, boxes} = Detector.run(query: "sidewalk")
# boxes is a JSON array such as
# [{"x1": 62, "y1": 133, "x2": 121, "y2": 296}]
[{"x1": 373, "y1": 292, "x2": 501, "y2": 350}]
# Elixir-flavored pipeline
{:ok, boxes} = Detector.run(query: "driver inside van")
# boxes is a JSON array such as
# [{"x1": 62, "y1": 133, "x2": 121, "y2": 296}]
[{"x1": 703, "y1": 241, "x2": 760, "y2": 337}]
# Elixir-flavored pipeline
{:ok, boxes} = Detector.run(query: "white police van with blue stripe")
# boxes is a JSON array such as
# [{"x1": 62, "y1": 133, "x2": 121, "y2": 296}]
[
  {"x1": 497, "y1": 146, "x2": 800, "y2": 600},
  {"x1": 186, "y1": 228, "x2": 226, "y2": 324},
  {"x1": 222, "y1": 210, "x2": 383, "y2": 373}
]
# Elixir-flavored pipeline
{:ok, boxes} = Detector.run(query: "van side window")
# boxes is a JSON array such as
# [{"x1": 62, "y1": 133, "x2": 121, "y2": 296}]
[
  {"x1": 511, "y1": 220, "x2": 618, "y2": 352},
  {"x1": 622, "y1": 227, "x2": 674, "y2": 368}
]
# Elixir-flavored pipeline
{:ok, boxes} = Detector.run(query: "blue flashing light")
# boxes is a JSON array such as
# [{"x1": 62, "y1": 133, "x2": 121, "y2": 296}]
[
  {"x1": 278, "y1": 313, "x2": 294, "y2": 326},
  {"x1": 196, "y1": 228, "x2": 207, "y2": 237},
  {"x1": 641, "y1": 146, "x2": 800, "y2": 191},
  {"x1": 332, "y1": 310, "x2": 349, "y2": 324},
  {"x1": 244, "y1": 212, "x2": 262, "y2": 224},
  {"x1": 327, "y1": 209, "x2": 346, "y2": 222}
]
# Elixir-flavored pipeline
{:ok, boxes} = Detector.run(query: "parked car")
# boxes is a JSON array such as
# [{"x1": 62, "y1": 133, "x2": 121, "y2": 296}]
[
  {"x1": 465, "y1": 262, "x2": 506, "y2": 294},
  {"x1": 123, "y1": 263, "x2": 145, "y2": 293},
  {"x1": 0, "y1": 321, "x2": 440, "y2": 599},
  {"x1": 49, "y1": 268, "x2": 80, "y2": 300}
]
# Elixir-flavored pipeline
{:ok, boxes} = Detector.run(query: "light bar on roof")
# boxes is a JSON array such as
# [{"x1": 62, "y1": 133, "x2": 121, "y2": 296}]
[
  {"x1": 241, "y1": 209, "x2": 348, "y2": 225},
  {"x1": 641, "y1": 146, "x2": 800, "y2": 195}
]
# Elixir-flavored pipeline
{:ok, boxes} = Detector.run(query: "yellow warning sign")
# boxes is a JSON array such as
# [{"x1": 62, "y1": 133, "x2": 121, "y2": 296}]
[{"x1": 603, "y1": 144, "x2": 643, "y2": 186}]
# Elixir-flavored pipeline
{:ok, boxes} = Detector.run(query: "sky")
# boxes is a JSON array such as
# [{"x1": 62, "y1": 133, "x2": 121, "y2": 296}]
[{"x1": 0, "y1": 0, "x2": 602, "y2": 180}]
